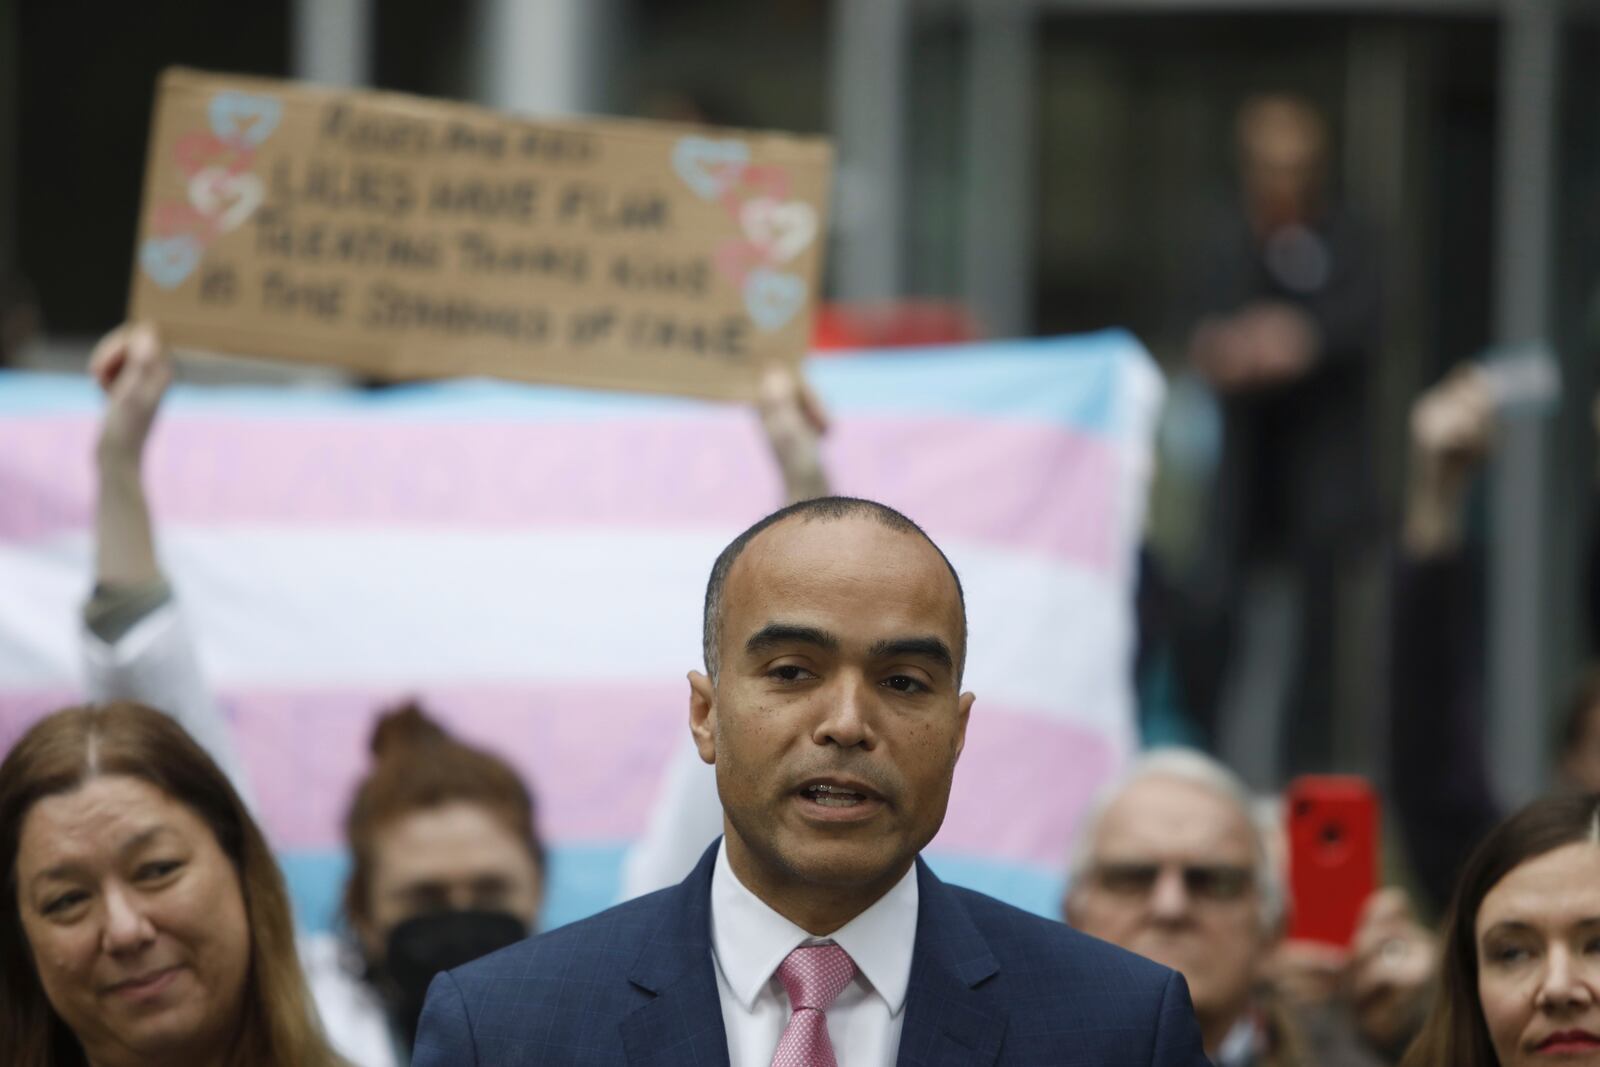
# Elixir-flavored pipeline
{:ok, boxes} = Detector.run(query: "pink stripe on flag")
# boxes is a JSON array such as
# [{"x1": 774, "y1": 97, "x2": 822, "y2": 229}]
[
  {"x1": 227, "y1": 681, "x2": 687, "y2": 850},
  {"x1": 0, "y1": 691, "x2": 83, "y2": 755},
  {"x1": 930, "y1": 710, "x2": 1118, "y2": 866},
  {"x1": 0, "y1": 687, "x2": 1115, "y2": 867},
  {"x1": 0, "y1": 684, "x2": 685, "y2": 849},
  {"x1": 1, "y1": 414, "x2": 1116, "y2": 569}
]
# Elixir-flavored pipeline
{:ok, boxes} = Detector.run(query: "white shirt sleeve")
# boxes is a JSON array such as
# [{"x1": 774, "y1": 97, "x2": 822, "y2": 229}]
[
  {"x1": 300, "y1": 933, "x2": 399, "y2": 1067},
  {"x1": 81, "y1": 598, "x2": 255, "y2": 810}
]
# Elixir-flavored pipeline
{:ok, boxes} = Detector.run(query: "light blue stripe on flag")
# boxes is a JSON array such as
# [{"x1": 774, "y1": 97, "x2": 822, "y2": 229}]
[
  {"x1": 278, "y1": 843, "x2": 629, "y2": 936},
  {"x1": 0, "y1": 329, "x2": 1142, "y2": 433}
]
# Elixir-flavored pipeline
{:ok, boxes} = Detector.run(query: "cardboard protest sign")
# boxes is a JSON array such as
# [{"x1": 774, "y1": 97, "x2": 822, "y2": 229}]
[{"x1": 129, "y1": 68, "x2": 833, "y2": 400}]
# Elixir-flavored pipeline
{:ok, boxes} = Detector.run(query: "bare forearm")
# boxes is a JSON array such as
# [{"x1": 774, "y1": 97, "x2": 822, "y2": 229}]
[
  {"x1": 782, "y1": 461, "x2": 830, "y2": 505},
  {"x1": 757, "y1": 366, "x2": 832, "y2": 506},
  {"x1": 94, "y1": 450, "x2": 164, "y2": 590}
]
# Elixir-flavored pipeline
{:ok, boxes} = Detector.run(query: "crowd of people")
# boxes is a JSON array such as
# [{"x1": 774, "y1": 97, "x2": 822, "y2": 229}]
[
  {"x1": 2, "y1": 315, "x2": 1596, "y2": 1067},
  {"x1": 2, "y1": 101, "x2": 1598, "y2": 1067}
]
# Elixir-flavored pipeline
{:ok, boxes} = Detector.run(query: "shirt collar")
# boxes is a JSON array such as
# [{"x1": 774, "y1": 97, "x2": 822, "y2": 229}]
[{"x1": 709, "y1": 839, "x2": 920, "y2": 1017}]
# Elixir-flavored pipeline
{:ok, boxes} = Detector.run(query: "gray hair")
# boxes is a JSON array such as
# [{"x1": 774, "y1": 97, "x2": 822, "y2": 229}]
[{"x1": 1066, "y1": 747, "x2": 1287, "y2": 933}]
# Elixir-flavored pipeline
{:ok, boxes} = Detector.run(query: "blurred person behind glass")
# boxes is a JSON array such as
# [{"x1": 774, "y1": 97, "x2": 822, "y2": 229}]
[
  {"x1": 0, "y1": 701, "x2": 347, "y2": 1067},
  {"x1": 0, "y1": 250, "x2": 40, "y2": 367},
  {"x1": 1177, "y1": 94, "x2": 1382, "y2": 778},
  {"x1": 1400, "y1": 792, "x2": 1600, "y2": 1067},
  {"x1": 1391, "y1": 366, "x2": 1600, "y2": 913},
  {"x1": 1065, "y1": 749, "x2": 1430, "y2": 1066}
]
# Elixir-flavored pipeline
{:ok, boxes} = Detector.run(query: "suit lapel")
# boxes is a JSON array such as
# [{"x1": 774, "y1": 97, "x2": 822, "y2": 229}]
[
  {"x1": 619, "y1": 843, "x2": 732, "y2": 1067},
  {"x1": 616, "y1": 848, "x2": 1006, "y2": 1066},
  {"x1": 897, "y1": 860, "x2": 1007, "y2": 1066}
]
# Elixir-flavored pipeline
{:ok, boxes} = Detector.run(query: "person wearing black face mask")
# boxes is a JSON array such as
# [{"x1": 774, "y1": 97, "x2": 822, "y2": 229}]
[
  {"x1": 369, "y1": 909, "x2": 530, "y2": 1050},
  {"x1": 303, "y1": 703, "x2": 545, "y2": 1066}
]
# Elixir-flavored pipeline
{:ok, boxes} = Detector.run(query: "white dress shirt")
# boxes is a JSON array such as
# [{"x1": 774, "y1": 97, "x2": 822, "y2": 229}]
[{"x1": 709, "y1": 839, "x2": 919, "y2": 1067}]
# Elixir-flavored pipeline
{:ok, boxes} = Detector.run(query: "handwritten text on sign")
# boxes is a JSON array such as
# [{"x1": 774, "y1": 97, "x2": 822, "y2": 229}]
[{"x1": 130, "y1": 69, "x2": 833, "y2": 400}]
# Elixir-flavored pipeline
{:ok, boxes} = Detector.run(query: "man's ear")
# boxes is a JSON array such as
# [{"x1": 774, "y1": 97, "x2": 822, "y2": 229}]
[
  {"x1": 688, "y1": 670, "x2": 717, "y2": 764},
  {"x1": 952, "y1": 691, "x2": 976, "y2": 762}
]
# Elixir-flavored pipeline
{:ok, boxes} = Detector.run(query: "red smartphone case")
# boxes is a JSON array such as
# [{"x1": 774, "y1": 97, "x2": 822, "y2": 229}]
[{"x1": 1285, "y1": 775, "x2": 1378, "y2": 947}]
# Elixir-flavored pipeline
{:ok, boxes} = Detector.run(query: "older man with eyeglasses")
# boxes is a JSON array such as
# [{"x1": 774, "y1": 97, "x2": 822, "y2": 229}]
[{"x1": 1064, "y1": 749, "x2": 1398, "y2": 1067}]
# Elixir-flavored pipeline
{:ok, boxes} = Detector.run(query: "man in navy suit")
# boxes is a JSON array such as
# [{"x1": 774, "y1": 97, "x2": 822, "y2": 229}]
[{"x1": 414, "y1": 497, "x2": 1212, "y2": 1065}]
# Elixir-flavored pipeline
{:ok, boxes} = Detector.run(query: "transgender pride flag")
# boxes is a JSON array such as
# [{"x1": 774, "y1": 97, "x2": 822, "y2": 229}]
[{"x1": 0, "y1": 331, "x2": 1161, "y2": 930}]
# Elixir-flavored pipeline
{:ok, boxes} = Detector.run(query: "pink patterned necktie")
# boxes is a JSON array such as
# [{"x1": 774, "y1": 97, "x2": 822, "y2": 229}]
[{"x1": 769, "y1": 943, "x2": 857, "y2": 1067}]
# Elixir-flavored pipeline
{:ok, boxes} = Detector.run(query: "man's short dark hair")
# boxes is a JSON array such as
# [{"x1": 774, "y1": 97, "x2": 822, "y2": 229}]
[{"x1": 701, "y1": 496, "x2": 967, "y2": 681}]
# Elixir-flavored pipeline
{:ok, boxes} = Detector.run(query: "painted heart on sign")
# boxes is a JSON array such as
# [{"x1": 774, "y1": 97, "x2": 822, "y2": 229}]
[
  {"x1": 714, "y1": 238, "x2": 766, "y2": 286},
  {"x1": 743, "y1": 267, "x2": 807, "y2": 332},
  {"x1": 174, "y1": 132, "x2": 256, "y2": 179},
  {"x1": 209, "y1": 91, "x2": 282, "y2": 146},
  {"x1": 140, "y1": 235, "x2": 202, "y2": 289},
  {"x1": 717, "y1": 163, "x2": 792, "y2": 215},
  {"x1": 188, "y1": 167, "x2": 266, "y2": 232},
  {"x1": 672, "y1": 136, "x2": 751, "y2": 200},
  {"x1": 150, "y1": 200, "x2": 214, "y2": 240},
  {"x1": 739, "y1": 197, "x2": 818, "y2": 263}
]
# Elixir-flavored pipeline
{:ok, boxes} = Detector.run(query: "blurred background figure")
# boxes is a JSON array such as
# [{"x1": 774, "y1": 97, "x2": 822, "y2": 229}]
[
  {"x1": 0, "y1": 702, "x2": 346, "y2": 1067},
  {"x1": 1391, "y1": 364, "x2": 1600, "y2": 914},
  {"x1": 1176, "y1": 94, "x2": 1381, "y2": 784},
  {"x1": 328, "y1": 704, "x2": 542, "y2": 1060},
  {"x1": 1065, "y1": 749, "x2": 1433, "y2": 1067},
  {"x1": 1065, "y1": 750, "x2": 1294, "y2": 1064},
  {"x1": 0, "y1": 251, "x2": 39, "y2": 368}
]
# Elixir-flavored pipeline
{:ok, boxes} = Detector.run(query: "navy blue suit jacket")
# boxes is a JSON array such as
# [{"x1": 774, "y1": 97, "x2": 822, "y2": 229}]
[{"x1": 413, "y1": 843, "x2": 1212, "y2": 1065}]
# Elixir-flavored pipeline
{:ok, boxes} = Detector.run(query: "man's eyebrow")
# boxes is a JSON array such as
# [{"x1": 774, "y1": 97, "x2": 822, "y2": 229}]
[
  {"x1": 743, "y1": 623, "x2": 840, "y2": 657},
  {"x1": 868, "y1": 636, "x2": 955, "y2": 672}
]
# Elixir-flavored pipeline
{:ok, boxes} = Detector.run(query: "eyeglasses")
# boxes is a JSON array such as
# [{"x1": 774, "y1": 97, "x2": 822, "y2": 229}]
[{"x1": 1089, "y1": 862, "x2": 1255, "y2": 903}]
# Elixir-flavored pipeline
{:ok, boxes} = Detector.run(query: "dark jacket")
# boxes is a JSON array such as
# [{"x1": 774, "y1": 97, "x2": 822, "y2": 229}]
[
  {"x1": 1197, "y1": 209, "x2": 1382, "y2": 559},
  {"x1": 413, "y1": 842, "x2": 1212, "y2": 1065},
  {"x1": 1389, "y1": 547, "x2": 1502, "y2": 913}
]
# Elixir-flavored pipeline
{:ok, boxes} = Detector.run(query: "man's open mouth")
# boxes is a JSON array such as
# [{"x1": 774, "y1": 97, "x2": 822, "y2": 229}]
[{"x1": 803, "y1": 782, "x2": 869, "y2": 808}]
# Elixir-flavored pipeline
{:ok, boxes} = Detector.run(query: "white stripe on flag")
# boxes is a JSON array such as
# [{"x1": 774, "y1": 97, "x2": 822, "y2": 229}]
[{"x1": 0, "y1": 526, "x2": 1128, "y2": 728}]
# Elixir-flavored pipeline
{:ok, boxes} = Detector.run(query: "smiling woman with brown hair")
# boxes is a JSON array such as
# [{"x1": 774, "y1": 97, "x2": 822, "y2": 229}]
[
  {"x1": 0, "y1": 702, "x2": 347, "y2": 1067},
  {"x1": 1401, "y1": 793, "x2": 1600, "y2": 1067}
]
